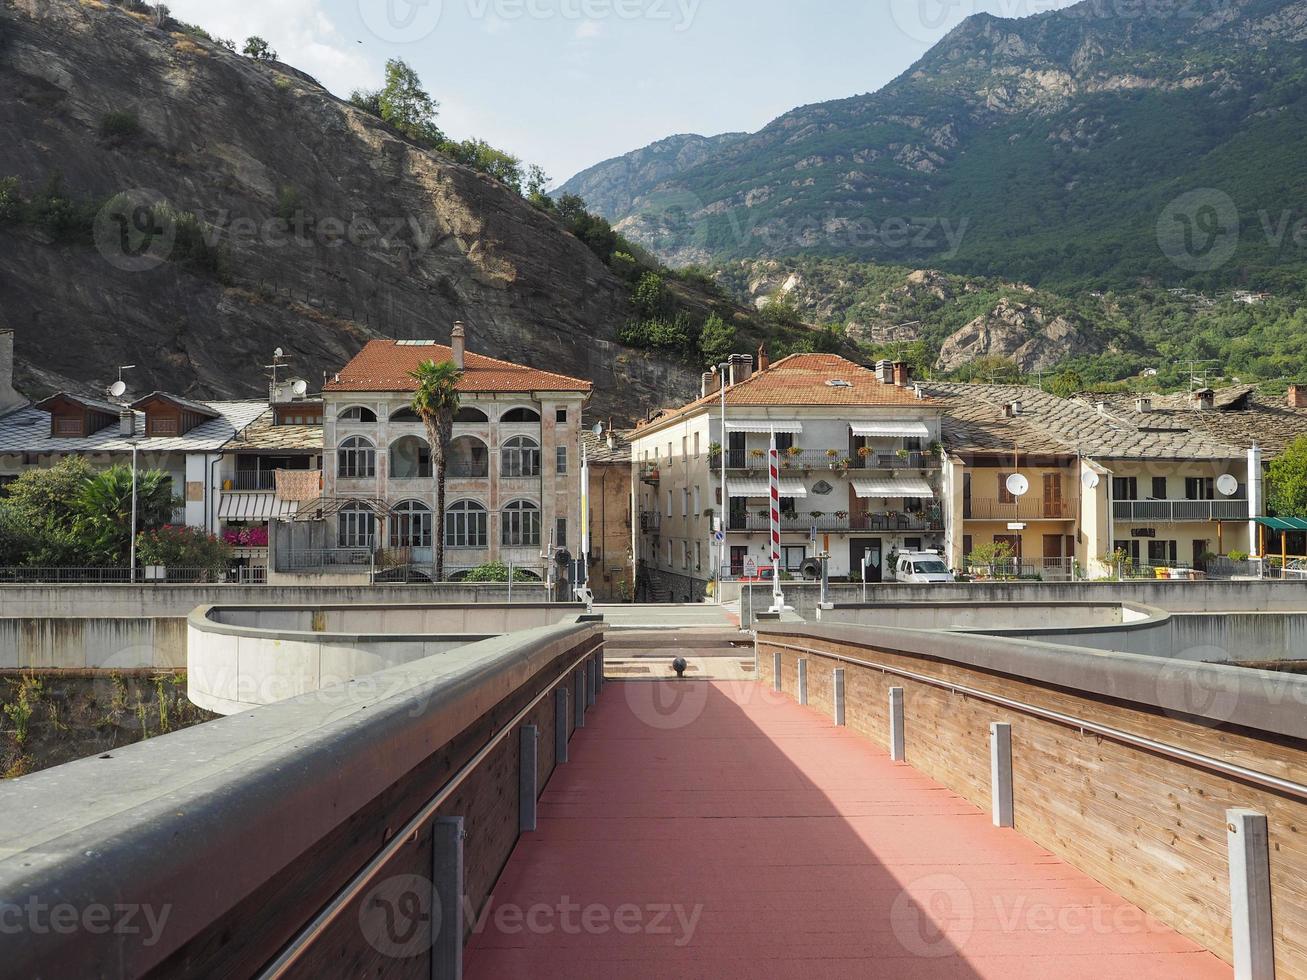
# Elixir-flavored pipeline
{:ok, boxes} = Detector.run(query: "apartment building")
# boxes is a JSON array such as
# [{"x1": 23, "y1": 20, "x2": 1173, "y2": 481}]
[
  {"x1": 630, "y1": 352, "x2": 945, "y2": 599},
  {"x1": 925, "y1": 384, "x2": 1257, "y2": 577},
  {"x1": 582, "y1": 428, "x2": 634, "y2": 602},
  {"x1": 291, "y1": 326, "x2": 591, "y2": 582}
]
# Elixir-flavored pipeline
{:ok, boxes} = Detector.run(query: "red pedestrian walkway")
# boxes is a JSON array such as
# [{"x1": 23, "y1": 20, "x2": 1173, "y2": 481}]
[{"x1": 465, "y1": 680, "x2": 1230, "y2": 979}]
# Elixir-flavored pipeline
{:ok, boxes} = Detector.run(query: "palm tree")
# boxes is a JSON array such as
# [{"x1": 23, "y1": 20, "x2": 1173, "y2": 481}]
[{"x1": 409, "y1": 359, "x2": 463, "y2": 581}]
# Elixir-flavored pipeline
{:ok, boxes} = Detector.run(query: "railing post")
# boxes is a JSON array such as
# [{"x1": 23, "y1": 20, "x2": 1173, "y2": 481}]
[
  {"x1": 773, "y1": 650, "x2": 782, "y2": 692},
  {"x1": 586, "y1": 657, "x2": 597, "y2": 707},
  {"x1": 833, "y1": 668, "x2": 845, "y2": 726},
  {"x1": 797, "y1": 659, "x2": 808, "y2": 706},
  {"x1": 888, "y1": 687, "x2": 905, "y2": 762},
  {"x1": 1227, "y1": 809, "x2": 1275, "y2": 980},
  {"x1": 574, "y1": 668, "x2": 586, "y2": 729},
  {"x1": 431, "y1": 816, "x2": 464, "y2": 980},
  {"x1": 519, "y1": 725, "x2": 539, "y2": 833},
  {"x1": 990, "y1": 722, "x2": 1014, "y2": 828},
  {"x1": 554, "y1": 688, "x2": 569, "y2": 764}
]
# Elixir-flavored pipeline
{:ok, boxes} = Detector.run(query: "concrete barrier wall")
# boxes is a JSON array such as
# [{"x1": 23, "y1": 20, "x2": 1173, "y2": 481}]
[
  {"x1": 815, "y1": 601, "x2": 1132, "y2": 631},
  {"x1": 0, "y1": 618, "x2": 187, "y2": 670},
  {"x1": 740, "y1": 579, "x2": 1307, "y2": 626},
  {"x1": 188, "y1": 604, "x2": 588, "y2": 714},
  {"x1": 0, "y1": 622, "x2": 605, "y2": 978},
  {"x1": 756, "y1": 623, "x2": 1307, "y2": 976}
]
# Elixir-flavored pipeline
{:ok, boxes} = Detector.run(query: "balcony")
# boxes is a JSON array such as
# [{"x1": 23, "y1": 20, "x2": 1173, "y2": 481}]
[
  {"x1": 727, "y1": 512, "x2": 943, "y2": 533},
  {"x1": 966, "y1": 497, "x2": 1078, "y2": 521},
  {"x1": 639, "y1": 511, "x2": 661, "y2": 533},
  {"x1": 1113, "y1": 499, "x2": 1248, "y2": 522},
  {"x1": 640, "y1": 465, "x2": 660, "y2": 486},
  {"x1": 229, "y1": 470, "x2": 277, "y2": 492},
  {"x1": 726, "y1": 450, "x2": 941, "y2": 472}
]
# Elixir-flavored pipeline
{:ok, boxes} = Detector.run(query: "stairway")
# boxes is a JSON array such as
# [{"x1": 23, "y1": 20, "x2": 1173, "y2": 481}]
[{"x1": 602, "y1": 627, "x2": 754, "y2": 680}]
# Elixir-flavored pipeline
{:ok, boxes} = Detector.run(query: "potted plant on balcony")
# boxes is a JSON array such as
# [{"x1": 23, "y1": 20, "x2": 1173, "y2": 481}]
[
  {"x1": 927, "y1": 440, "x2": 943, "y2": 458},
  {"x1": 834, "y1": 510, "x2": 849, "y2": 521},
  {"x1": 857, "y1": 446, "x2": 872, "y2": 464},
  {"x1": 896, "y1": 447, "x2": 910, "y2": 461},
  {"x1": 750, "y1": 448, "x2": 766, "y2": 460},
  {"x1": 707, "y1": 442, "x2": 722, "y2": 464}
]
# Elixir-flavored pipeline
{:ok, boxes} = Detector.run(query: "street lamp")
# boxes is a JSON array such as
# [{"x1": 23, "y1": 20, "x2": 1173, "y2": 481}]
[{"x1": 716, "y1": 361, "x2": 729, "y2": 603}]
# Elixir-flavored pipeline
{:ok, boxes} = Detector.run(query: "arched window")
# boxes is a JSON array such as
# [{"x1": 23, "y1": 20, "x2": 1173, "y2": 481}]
[
  {"x1": 501, "y1": 407, "x2": 541, "y2": 424},
  {"x1": 389, "y1": 501, "x2": 432, "y2": 548},
  {"x1": 445, "y1": 500, "x2": 488, "y2": 548},
  {"x1": 389, "y1": 407, "x2": 422, "y2": 423},
  {"x1": 390, "y1": 435, "x2": 431, "y2": 479},
  {"x1": 502, "y1": 500, "x2": 541, "y2": 547},
  {"x1": 337, "y1": 436, "x2": 376, "y2": 478},
  {"x1": 501, "y1": 436, "x2": 541, "y2": 478},
  {"x1": 448, "y1": 436, "x2": 489, "y2": 478},
  {"x1": 338, "y1": 406, "x2": 377, "y2": 423},
  {"x1": 455, "y1": 406, "x2": 489, "y2": 423},
  {"x1": 337, "y1": 505, "x2": 375, "y2": 548}
]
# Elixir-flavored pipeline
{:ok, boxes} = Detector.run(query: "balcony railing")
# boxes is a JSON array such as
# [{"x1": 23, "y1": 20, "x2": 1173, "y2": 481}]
[
  {"x1": 726, "y1": 450, "x2": 941, "y2": 471},
  {"x1": 1113, "y1": 499, "x2": 1248, "y2": 522},
  {"x1": 280, "y1": 548, "x2": 375, "y2": 571},
  {"x1": 230, "y1": 471, "x2": 277, "y2": 491},
  {"x1": 727, "y1": 512, "x2": 943, "y2": 533},
  {"x1": 639, "y1": 511, "x2": 661, "y2": 533},
  {"x1": 966, "y1": 497, "x2": 1078, "y2": 520}
]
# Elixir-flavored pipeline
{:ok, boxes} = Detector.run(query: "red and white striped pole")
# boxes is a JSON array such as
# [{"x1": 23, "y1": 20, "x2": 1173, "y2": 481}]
[{"x1": 769, "y1": 429, "x2": 783, "y2": 610}]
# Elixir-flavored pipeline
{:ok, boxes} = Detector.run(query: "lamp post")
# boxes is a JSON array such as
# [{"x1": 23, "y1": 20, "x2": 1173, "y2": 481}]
[
  {"x1": 716, "y1": 361, "x2": 729, "y2": 603},
  {"x1": 128, "y1": 440, "x2": 139, "y2": 584}
]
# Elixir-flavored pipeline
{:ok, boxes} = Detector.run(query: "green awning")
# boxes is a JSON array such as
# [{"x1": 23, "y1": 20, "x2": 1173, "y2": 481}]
[{"x1": 1255, "y1": 517, "x2": 1307, "y2": 531}]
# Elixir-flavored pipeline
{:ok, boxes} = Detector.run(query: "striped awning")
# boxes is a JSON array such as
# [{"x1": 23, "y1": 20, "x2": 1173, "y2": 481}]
[
  {"x1": 219, "y1": 493, "x2": 300, "y2": 521},
  {"x1": 728, "y1": 478, "x2": 809, "y2": 498},
  {"x1": 726, "y1": 421, "x2": 804, "y2": 434},
  {"x1": 852, "y1": 477, "x2": 935, "y2": 499},
  {"x1": 849, "y1": 421, "x2": 930, "y2": 438}
]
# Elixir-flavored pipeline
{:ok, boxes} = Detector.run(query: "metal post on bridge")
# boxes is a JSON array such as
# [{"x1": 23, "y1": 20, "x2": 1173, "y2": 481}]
[
  {"x1": 773, "y1": 650, "x2": 782, "y2": 692},
  {"x1": 586, "y1": 657, "x2": 597, "y2": 708},
  {"x1": 574, "y1": 668, "x2": 586, "y2": 729},
  {"x1": 797, "y1": 659, "x2": 808, "y2": 706},
  {"x1": 888, "y1": 687, "x2": 905, "y2": 762},
  {"x1": 554, "y1": 688, "x2": 569, "y2": 764},
  {"x1": 519, "y1": 725, "x2": 539, "y2": 833},
  {"x1": 990, "y1": 722, "x2": 1014, "y2": 829},
  {"x1": 431, "y1": 816, "x2": 465, "y2": 980},
  {"x1": 1227, "y1": 808, "x2": 1275, "y2": 980},
  {"x1": 832, "y1": 668, "x2": 846, "y2": 726}
]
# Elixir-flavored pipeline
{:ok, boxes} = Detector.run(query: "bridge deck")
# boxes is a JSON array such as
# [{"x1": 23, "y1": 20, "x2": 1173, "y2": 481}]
[{"x1": 466, "y1": 680, "x2": 1230, "y2": 979}]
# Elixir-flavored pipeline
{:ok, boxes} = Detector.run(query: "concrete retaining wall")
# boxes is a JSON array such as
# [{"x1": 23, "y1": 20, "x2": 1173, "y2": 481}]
[{"x1": 0, "y1": 618, "x2": 187, "y2": 670}]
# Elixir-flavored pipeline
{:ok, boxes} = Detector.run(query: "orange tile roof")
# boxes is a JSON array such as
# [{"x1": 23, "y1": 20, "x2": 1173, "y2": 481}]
[
  {"x1": 324, "y1": 340, "x2": 592, "y2": 395},
  {"x1": 639, "y1": 354, "x2": 931, "y2": 432}
]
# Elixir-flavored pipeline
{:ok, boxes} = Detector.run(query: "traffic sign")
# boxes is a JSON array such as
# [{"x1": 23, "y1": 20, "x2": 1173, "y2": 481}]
[{"x1": 742, "y1": 556, "x2": 759, "y2": 578}]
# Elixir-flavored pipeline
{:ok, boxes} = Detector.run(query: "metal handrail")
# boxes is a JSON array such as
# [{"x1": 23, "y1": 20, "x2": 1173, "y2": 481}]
[
  {"x1": 256, "y1": 637, "x2": 603, "y2": 979},
  {"x1": 758, "y1": 636, "x2": 1307, "y2": 803}
]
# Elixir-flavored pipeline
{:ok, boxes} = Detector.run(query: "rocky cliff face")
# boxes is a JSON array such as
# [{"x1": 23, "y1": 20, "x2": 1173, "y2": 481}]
[
  {"x1": 934, "y1": 298, "x2": 1094, "y2": 374},
  {"x1": 0, "y1": 0, "x2": 699, "y2": 418}
]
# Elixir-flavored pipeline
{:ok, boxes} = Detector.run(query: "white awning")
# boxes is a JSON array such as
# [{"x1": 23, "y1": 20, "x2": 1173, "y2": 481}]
[
  {"x1": 850, "y1": 421, "x2": 930, "y2": 438},
  {"x1": 852, "y1": 477, "x2": 935, "y2": 499},
  {"x1": 728, "y1": 478, "x2": 809, "y2": 498},
  {"x1": 726, "y1": 421, "x2": 804, "y2": 434},
  {"x1": 219, "y1": 493, "x2": 300, "y2": 521}
]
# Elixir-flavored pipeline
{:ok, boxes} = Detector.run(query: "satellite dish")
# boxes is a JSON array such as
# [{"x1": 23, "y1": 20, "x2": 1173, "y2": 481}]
[
  {"x1": 108, "y1": 380, "x2": 127, "y2": 399},
  {"x1": 274, "y1": 347, "x2": 284, "y2": 359},
  {"x1": 1005, "y1": 473, "x2": 1030, "y2": 498},
  {"x1": 591, "y1": 421, "x2": 605, "y2": 437},
  {"x1": 1082, "y1": 471, "x2": 1101, "y2": 491},
  {"x1": 1217, "y1": 474, "x2": 1240, "y2": 497},
  {"x1": 292, "y1": 379, "x2": 309, "y2": 397}
]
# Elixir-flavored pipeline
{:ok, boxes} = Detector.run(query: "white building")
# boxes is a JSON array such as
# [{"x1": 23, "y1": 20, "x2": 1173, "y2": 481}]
[{"x1": 629, "y1": 352, "x2": 945, "y2": 600}]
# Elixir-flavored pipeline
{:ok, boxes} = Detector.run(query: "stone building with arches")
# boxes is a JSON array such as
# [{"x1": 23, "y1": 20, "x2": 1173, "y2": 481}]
[{"x1": 280, "y1": 327, "x2": 591, "y2": 583}]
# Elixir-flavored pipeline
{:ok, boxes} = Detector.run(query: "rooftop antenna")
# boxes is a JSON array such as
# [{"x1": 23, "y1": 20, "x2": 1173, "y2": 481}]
[
  {"x1": 264, "y1": 348, "x2": 293, "y2": 400},
  {"x1": 108, "y1": 365, "x2": 135, "y2": 401}
]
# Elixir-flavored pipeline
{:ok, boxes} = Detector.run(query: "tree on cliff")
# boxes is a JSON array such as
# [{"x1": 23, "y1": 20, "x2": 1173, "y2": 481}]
[
  {"x1": 1269, "y1": 435, "x2": 1307, "y2": 518},
  {"x1": 410, "y1": 359, "x2": 463, "y2": 582}
]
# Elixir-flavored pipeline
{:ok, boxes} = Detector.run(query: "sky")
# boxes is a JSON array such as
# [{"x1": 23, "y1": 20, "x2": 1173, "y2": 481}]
[{"x1": 164, "y1": 0, "x2": 1081, "y2": 185}]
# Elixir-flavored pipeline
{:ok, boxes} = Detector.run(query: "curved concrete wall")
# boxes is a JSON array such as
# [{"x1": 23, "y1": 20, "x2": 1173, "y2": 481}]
[{"x1": 188, "y1": 603, "x2": 590, "y2": 714}]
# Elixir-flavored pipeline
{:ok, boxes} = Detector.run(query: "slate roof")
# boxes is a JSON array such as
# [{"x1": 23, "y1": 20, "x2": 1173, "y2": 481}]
[
  {"x1": 0, "y1": 401, "x2": 269, "y2": 454},
  {"x1": 921, "y1": 383, "x2": 1245, "y2": 460},
  {"x1": 1092, "y1": 387, "x2": 1307, "y2": 460},
  {"x1": 225, "y1": 410, "x2": 324, "y2": 453},
  {"x1": 324, "y1": 340, "x2": 592, "y2": 394},
  {"x1": 583, "y1": 429, "x2": 632, "y2": 464}
]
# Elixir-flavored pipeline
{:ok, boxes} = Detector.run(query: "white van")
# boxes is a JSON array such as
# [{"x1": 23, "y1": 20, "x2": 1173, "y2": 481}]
[{"x1": 894, "y1": 552, "x2": 955, "y2": 584}]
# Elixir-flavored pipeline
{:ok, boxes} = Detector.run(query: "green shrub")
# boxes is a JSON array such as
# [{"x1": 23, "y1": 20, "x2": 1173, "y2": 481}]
[
  {"x1": 136, "y1": 525, "x2": 232, "y2": 578},
  {"x1": 0, "y1": 177, "x2": 20, "y2": 223},
  {"x1": 460, "y1": 561, "x2": 535, "y2": 583},
  {"x1": 100, "y1": 111, "x2": 142, "y2": 140}
]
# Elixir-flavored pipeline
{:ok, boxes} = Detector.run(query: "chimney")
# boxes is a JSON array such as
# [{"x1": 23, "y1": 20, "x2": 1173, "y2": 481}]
[
  {"x1": 1005, "y1": 400, "x2": 1023, "y2": 418},
  {"x1": 119, "y1": 408, "x2": 135, "y2": 437},
  {"x1": 1095, "y1": 402, "x2": 1109, "y2": 416},
  {"x1": 1193, "y1": 388, "x2": 1215, "y2": 412},
  {"x1": 0, "y1": 330, "x2": 24, "y2": 416},
  {"x1": 1135, "y1": 396, "x2": 1152, "y2": 414},
  {"x1": 892, "y1": 360, "x2": 911, "y2": 387},
  {"x1": 728, "y1": 353, "x2": 753, "y2": 387},
  {"x1": 1289, "y1": 385, "x2": 1307, "y2": 409},
  {"x1": 757, "y1": 343, "x2": 770, "y2": 373},
  {"x1": 875, "y1": 359, "x2": 894, "y2": 385},
  {"x1": 451, "y1": 321, "x2": 466, "y2": 370},
  {"x1": 701, "y1": 372, "x2": 717, "y2": 398}
]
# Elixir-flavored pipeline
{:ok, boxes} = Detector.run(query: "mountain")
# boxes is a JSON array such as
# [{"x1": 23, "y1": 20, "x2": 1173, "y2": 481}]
[
  {"x1": 0, "y1": 0, "x2": 732, "y2": 419},
  {"x1": 559, "y1": 0, "x2": 1307, "y2": 292}
]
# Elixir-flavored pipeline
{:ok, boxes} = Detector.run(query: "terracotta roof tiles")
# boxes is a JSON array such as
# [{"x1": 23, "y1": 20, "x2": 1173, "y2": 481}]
[{"x1": 324, "y1": 340, "x2": 592, "y2": 395}]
